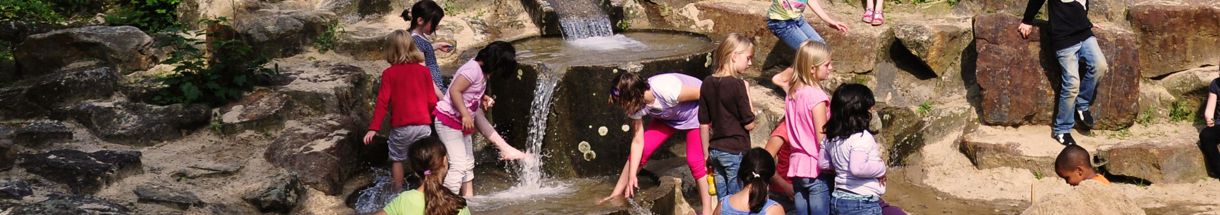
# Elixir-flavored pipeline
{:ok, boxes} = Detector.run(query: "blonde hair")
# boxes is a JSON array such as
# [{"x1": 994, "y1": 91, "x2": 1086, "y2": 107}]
[
  {"x1": 385, "y1": 30, "x2": 425, "y2": 64},
  {"x1": 789, "y1": 41, "x2": 832, "y2": 94},
  {"x1": 713, "y1": 33, "x2": 755, "y2": 75}
]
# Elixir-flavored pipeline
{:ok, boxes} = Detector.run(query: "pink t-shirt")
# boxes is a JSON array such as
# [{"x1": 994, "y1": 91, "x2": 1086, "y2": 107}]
[
  {"x1": 435, "y1": 60, "x2": 485, "y2": 134},
  {"x1": 784, "y1": 86, "x2": 830, "y2": 179}
]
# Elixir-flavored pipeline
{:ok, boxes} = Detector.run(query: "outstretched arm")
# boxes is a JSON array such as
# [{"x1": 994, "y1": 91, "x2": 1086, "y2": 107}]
[
  {"x1": 805, "y1": 0, "x2": 848, "y2": 33},
  {"x1": 475, "y1": 110, "x2": 526, "y2": 160}
]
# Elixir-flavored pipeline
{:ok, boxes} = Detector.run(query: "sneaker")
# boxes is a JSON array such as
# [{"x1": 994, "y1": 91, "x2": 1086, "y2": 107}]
[
  {"x1": 1053, "y1": 133, "x2": 1077, "y2": 145},
  {"x1": 1077, "y1": 110, "x2": 1095, "y2": 128}
]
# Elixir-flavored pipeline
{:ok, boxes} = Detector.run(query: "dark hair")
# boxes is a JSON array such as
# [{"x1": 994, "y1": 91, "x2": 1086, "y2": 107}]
[
  {"x1": 474, "y1": 41, "x2": 518, "y2": 78},
  {"x1": 824, "y1": 84, "x2": 875, "y2": 142},
  {"x1": 1055, "y1": 144, "x2": 1091, "y2": 172},
  {"x1": 609, "y1": 72, "x2": 649, "y2": 116},
  {"x1": 736, "y1": 148, "x2": 776, "y2": 213},
  {"x1": 403, "y1": 0, "x2": 445, "y2": 34},
  {"x1": 408, "y1": 138, "x2": 466, "y2": 215}
]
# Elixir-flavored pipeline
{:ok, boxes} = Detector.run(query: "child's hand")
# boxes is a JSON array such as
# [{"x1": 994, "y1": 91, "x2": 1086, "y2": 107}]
[
  {"x1": 625, "y1": 176, "x2": 639, "y2": 198},
  {"x1": 878, "y1": 175, "x2": 887, "y2": 186},
  {"x1": 362, "y1": 131, "x2": 377, "y2": 145},
  {"x1": 1208, "y1": 119, "x2": 1215, "y2": 127},
  {"x1": 1018, "y1": 23, "x2": 1034, "y2": 39},
  {"x1": 482, "y1": 95, "x2": 496, "y2": 111},
  {"x1": 436, "y1": 41, "x2": 454, "y2": 53},
  {"x1": 499, "y1": 147, "x2": 527, "y2": 160},
  {"x1": 461, "y1": 114, "x2": 475, "y2": 131},
  {"x1": 828, "y1": 21, "x2": 850, "y2": 33}
]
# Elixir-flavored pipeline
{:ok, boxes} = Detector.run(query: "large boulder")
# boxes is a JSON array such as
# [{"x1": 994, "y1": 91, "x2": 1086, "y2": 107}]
[
  {"x1": 0, "y1": 180, "x2": 32, "y2": 200},
  {"x1": 972, "y1": 13, "x2": 1055, "y2": 126},
  {"x1": 1158, "y1": 66, "x2": 1218, "y2": 97},
  {"x1": 13, "y1": 26, "x2": 154, "y2": 79},
  {"x1": 1088, "y1": 25, "x2": 1141, "y2": 130},
  {"x1": 893, "y1": 22, "x2": 972, "y2": 79},
  {"x1": 264, "y1": 116, "x2": 360, "y2": 195},
  {"x1": 221, "y1": 10, "x2": 339, "y2": 59},
  {"x1": 1096, "y1": 140, "x2": 1208, "y2": 184},
  {"x1": 1129, "y1": 2, "x2": 1220, "y2": 77},
  {"x1": 0, "y1": 65, "x2": 119, "y2": 120},
  {"x1": 335, "y1": 25, "x2": 389, "y2": 61},
  {"x1": 959, "y1": 127, "x2": 1060, "y2": 176},
  {"x1": 877, "y1": 106, "x2": 925, "y2": 166},
  {"x1": 273, "y1": 61, "x2": 372, "y2": 122},
  {"x1": 64, "y1": 101, "x2": 210, "y2": 145},
  {"x1": 243, "y1": 173, "x2": 304, "y2": 213},
  {"x1": 218, "y1": 88, "x2": 291, "y2": 135},
  {"x1": 9, "y1": 120, "x2": 72, "y2": 148},
  {"x1": 134, "y1": 184, "x2": 204, "y2": 209},
  {"x1": 17, "y1": 150, "x2": 143, "y2": 194},
  {"x1": 10, "y1": 193, "x2": 132, "y2": 215}
]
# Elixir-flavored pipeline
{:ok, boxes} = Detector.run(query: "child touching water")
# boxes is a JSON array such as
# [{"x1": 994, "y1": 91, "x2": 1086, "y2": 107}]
[
  {"x1": 434, "y1": 41, "x2": 527, "y2": 197},
  {"x1": 377, "y1": 138, "x2": 470, "y2": 215},
  {"x1": 603, "y1": 71, "x2": 714, "y2": 215},
  {"x1": 362, "y1": 30, "x2": 439, "y2": 193},
  {"x1": 714, "y1": 148, "x2": 786, "y2": 215},
  {"x1": 700, "y1": 33, "x2": 758, "y2": 199},
  {"x1": 820, "y1": 84, "x2": 886, "y2": 214},
  {"x1": 403, "y1": 0, "x2": 454, "y2": 97},
  {"x1": 784, "y1": 41, "x2": 834, "y2": 215}
]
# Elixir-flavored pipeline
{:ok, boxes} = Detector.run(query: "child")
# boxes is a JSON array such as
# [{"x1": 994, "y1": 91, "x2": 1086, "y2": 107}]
[
  {"x1": 821, "y1": 83, "x2": 886, "y2": 214},
  {"x1": 602, "y1": 71, "x2": 714, "y2": 215},
  {"x1": 714, "y1": 148, "x2": 786, "y2": 215},
  {"x1": 764, "y1": 60, "x2": 797, "y2": 198},
  {"x1": 1055, "y1": 144, "x2": 1110, "y2": 186},
  {"x1": 377, "y1": 137, "x2": 470, "y2": 215},
  {"x1": 403, "y1": 0, "x2": 454, "y2": 97},
  {"x1": 363, "y1": 29, "x2": 438, "y2": 193},
  {"x1": 700, "y1": 33, "x2": 758, "y2": 199},
  {"x1": 861, "y1": 0, "x2": 885, "y2": 26},
  {"x1": 433, "y1": 41, "x2": 527, "y2": 197},
  {"x1": 1201, "y1": 74, "x2": 1220, "y2": 176},
  {"x1": 1019, "y1": 0, "x2": 1109, "y2": 145},
  {"x1": 784, "y1": 41, "x2": 834, "y2": 215},
  {"x1": 767, "y1": 0, "x2": 849, "y2": 51}
]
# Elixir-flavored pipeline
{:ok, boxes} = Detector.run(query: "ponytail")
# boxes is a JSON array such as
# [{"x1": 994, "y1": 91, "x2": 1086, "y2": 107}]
[
  {"x1": 736, "y1": 148, "x2": 776, "y2": 213},
  {"x1": 408, "y1": 138, "x2": 467, "y2": 215}
]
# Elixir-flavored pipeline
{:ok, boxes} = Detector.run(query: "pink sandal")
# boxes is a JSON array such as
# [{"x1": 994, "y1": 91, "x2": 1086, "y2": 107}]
[
  {"x1": 862, "y1": 10, "x2": 874, "y2": 23},
  {"x1": 871, "y1": 11, "x2": 885, "y2": 26}
]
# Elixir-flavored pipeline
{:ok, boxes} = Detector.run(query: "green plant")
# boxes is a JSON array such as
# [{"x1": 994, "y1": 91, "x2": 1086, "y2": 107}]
[
  {"x1": 1136, "y1": 108, "x2": 1155, "y2": 125},
  {"x1": 153, "y1": 18, "x2": 277, "y2": 106},
  {"x1": 0, "y1": 41, "x2": 12, "y2": 61},
  {"x1": 314, "y1": 20, "x2": 343, "y2": 53},
  {"x1": 0, "y1": 0, "x2": 63, "y2": 23},
  {"x1": 917, "y1": 101, "x2": 933, "y2": 117},
  {"x1": 1109, "y1": 128, "x2": 1132, "y2": 139},
  {"x1": 1169, "y1": 101, "x2": 1194, "y2": 122},
  {"x1": 616, "y1": 18, "x2": 630, "y2": 30},
  {"x1": 441, "y1": 0, "x2": 463, "y2": 14},
  {"x1": 1033, "y1": 170, "x2": 1044, "y2": 180},
  {"x1": 947, "y1": 0, "x2": 960, "y2": 6},
  {"x1": 105, "y1": 0, "x2": 182, "y2": 32}
]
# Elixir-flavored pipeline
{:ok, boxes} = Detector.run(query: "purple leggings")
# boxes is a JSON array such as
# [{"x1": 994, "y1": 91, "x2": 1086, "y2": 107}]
[{"x1": 639, "y1": 120, "x2": 707, "y2": 178}]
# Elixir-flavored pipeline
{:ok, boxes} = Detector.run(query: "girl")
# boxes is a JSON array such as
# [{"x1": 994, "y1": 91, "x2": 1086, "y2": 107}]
[
  {"x1": 602, "y1": 71, "x2": 714, "y2": 215},
  {"x1": 820, "y1": 84, "x2": 886, "y2": 215},
  {"x1": 784, "y1": 41, "x2": 834, "y2": 215},
  {"x1": 763, "y1": 68, "x2": 796, "y2": 198},
  {"x1": 767, "y1": 0, "x2": 850, "y2": 51},
  {"x1": 434, "y1": 41, "x2": 527, "y2": 197},
  {"x1": 861, "y1": 0, "x2": 885, "y2": 26},
  {"x1": 714, "y1": 148, "x2": 786, "y2": 215},
  {"x1": 377, "y1": 138, "x2": 470, "y2": 215},
  {"x1": 403, "y1": 0, "x2": 454, "y2": 97},
  {"x1": 362, "y1": 29, "x2": 439, "y2": 193},
  {"x1": 700, "y1": 33, "x2": 758, "y2": 199},
  {"x1": 1200, "y1": 69, "x2": 1220, "y2": 176}
]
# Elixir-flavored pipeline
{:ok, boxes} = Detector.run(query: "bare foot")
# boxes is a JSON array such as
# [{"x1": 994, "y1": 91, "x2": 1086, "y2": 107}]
[{"x1": 499, "y1": 148, "x2": 527, "y2": 160}]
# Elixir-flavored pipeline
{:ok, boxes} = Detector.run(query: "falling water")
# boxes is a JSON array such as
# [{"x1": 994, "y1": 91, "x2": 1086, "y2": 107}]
[
  {"x1": 547, "y1": 0, "x2": 614, "y2": 39},
  {"x1": 512, "y1": 67, "x2": 560, "y2": 190},
  {"x1": 351, "y1": 169, "x2": 399, "y2": 215}
]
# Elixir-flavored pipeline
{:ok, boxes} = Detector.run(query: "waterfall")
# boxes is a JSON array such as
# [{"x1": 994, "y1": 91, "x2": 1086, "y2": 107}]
[
  {"x1": 547, "y1": 0, "x2": 614, "y2": 39},
  {"x1": 512, "y1": 67, "x2": 559, "y2": 190}
]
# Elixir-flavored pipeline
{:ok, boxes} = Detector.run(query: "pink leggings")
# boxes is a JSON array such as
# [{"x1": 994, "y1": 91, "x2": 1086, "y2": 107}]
[{"x1": 639, "y1": 120, "x2": 707, "y2": 178}]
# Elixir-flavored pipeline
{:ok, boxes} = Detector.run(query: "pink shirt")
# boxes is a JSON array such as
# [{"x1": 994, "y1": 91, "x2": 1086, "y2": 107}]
[
  {"x1": 435, "y1": 60, "x2": 485, "y2": 134},
  {"x1": 784, "y1": 86, "x2": 830, "y2": 179}
]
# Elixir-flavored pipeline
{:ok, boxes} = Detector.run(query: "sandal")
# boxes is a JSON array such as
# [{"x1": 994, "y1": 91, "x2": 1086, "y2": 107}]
[
  {"x1": 862, "y1": 10, "x2": 874, "y2": 23},
  {"x1": 871, "y1": 11, "x2": 885, "y2": 26}
]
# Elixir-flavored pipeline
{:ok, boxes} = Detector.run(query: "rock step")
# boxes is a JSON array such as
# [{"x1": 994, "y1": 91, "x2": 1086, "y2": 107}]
[
  {"x1": 17, "y1": 150, "x2": 143, "y2": 194},
  {"x1": 133, "y1": 184, "x2": 204, "y2": 210}
]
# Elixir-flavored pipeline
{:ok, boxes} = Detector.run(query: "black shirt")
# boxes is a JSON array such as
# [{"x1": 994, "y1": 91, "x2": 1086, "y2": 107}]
[
  {"x1": 1022, "y1": 0, "x2": 1095, "y2": 50},
  {"x1": 1210, "y1": 78, "x2": 1220, "y2": 121},
  {"x1": 698, "y1": 76, "x2": 756, "y2": 153}
]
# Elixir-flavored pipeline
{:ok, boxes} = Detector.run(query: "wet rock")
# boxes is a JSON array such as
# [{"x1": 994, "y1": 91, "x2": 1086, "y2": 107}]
[
  {"x1": 171, "y1": 163, "x2": 243, "y2": 179},
  {"x1": 959, "y1": 129, "x2": 1056, "y2": 176},
  {"x1": 878, "y1": 106, "x2": 926, "y2": 166},
  {"x1": 11, "y1": 193, "x2": 131, "y2": 215},
  {"x1": 1129, "y1": 2, "x2": 1220, "y2": 77},
  {"x1": 1089, "y1": 26, "x2": 1141, "y2": 130},
  {"x1": 1096, "y1": 140, "x2": 1208, "y2": 184},
  {"x1": 220, "y1": 10, "x2": 339, "y2": 59},
  {"x1": 1158, "y1": 67, "x2": 1218, "y2": 97},
  {"x1": 218, "y1": 88, "x2": 290, "y2": 135},
  {"x1": 10, "y1": 120, "x2": 72, "y2": 147},
  {"x1": 264, "y1": 116, "x2": 359, "y2": 195},
  {"x1": 0, "y1": 180, "x2": 32, "y2": 200},
  {"x1": 13, "y1": 26, "x2": 154, "y2": 79},
  {"x1": 17, "y1": 150, "x2": 142, "y2": 194},
  {"x1": 243, "y1": 173, "x2": 303, "y2": 213},
  {"x1": 134, "y1": 184, "x2": 203, "y2": 209},
  {"x1": 65, "y1": 101, "x2": 209, "y2": 145},
  {"x1": 275, "y1": 62, "x2": 371, "y2": 121},
  {"x1": 893, "y1": 22, "x2": 972, "y2": 78},
  {"x1": 972, "y1": 13, "x2": 1054, "y2": 126},
  {"x1": 0, "y1": 65, "x2": 119, "y2": 120}
]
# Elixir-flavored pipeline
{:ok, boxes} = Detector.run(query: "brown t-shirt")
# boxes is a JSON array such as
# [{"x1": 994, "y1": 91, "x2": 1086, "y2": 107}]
[{"x1": 698, "y1": 76, "x2": 756, "y2": 153}]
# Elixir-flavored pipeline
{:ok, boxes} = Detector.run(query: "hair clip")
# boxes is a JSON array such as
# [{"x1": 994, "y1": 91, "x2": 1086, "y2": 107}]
[
  {"x1": 752, "y1": 172, "x2": 760, "y2": 178},
  {"x1": 424, "y1": 170, "x2": 432, "y2": 176},
  {"x1": 610, "y1": 87, "x2": 621, "y2": 97}
]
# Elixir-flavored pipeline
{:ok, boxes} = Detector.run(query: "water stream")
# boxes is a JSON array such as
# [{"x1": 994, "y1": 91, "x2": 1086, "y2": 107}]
[{"x1": 547, "y1": 0, "x2": 614, "y2": 39}]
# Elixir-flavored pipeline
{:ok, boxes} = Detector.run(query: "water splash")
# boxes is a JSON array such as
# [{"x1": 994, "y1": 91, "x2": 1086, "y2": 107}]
[
  {"x1": 626, "y1": 198, "x2": 654, "y2": 215},
  {"x1": 351, "y1": 169, "x2": 399, "y2": 215},
  {"x1": 547, "y1": 0, "x2": 614, "y2": 39}
]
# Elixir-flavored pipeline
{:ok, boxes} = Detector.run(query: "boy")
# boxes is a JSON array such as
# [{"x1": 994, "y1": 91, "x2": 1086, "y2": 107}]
[
  {"x1": 1019, "y1": 0, "x2": 1109, "y2": 145},
  {"x1": 1200, "y1": 66, "x2": 1220, "y2": 177},
  {"x1": 1054, "y1": 144, "x2": 1109, "y2": 186}
]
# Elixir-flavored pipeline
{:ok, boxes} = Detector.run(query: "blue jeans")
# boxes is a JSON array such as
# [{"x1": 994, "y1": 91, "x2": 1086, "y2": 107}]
[
  {"x1": 831, "y1": 191, "x2": 881, "y2": 215},
  {"x1": 710, "y1": 149, "x2": 743, "y2": 199},
  {"x1": 792, "y1": 175, "x2": 833, "y2": 215},
  {"x1": 767, "y1": 17, "x2": 825, "y2": 50},
  {"x1": 1053, "y1": 37, "x2": 1109, "y2": 134}
]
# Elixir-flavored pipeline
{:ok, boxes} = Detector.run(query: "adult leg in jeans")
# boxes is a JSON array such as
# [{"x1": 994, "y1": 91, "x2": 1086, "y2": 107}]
[
  {"x1": 1200, "y1": 126, "x2": 1220, "y2": 177},
  {"x1": 710, "y1": 149, "x2": 743, "y2": 199},
  {"x1": 769, "y1": 18, "x2": 826, "y2": 50},
  {"x1": 1075, "y1": 37, "x2": 1109, "y2": 117},
  {"x1": 1053, "y1": 41, "x2": 1085, "y2": 135},
  {"x1": 792, "y1": 176, "x2": 832, "y2": 215}
]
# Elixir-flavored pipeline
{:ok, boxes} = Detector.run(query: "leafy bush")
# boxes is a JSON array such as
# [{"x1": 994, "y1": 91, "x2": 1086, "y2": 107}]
[
  {"x1": 314, "y1": 20, "x2": 342, "y2": 53},
  {"x1": 153, "y1": 18, "x2": 277, "y2": 106},
  {"x1": 105, "y1": 0, "x2": 181, "y2": 32},
  {"x1": 0, "y1": 0, "x2": 64, "y2": 23}
]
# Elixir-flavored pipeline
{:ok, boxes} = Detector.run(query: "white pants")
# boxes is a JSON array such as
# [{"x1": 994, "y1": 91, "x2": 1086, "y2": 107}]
[{"x1": 434, "y1": 118, "x2": 475, "y2": 193}]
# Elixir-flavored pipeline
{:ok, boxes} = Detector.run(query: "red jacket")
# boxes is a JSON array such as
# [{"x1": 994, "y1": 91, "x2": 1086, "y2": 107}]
[{"x1": 368, "y1": 63, "x2": 438, "y2": 131}]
